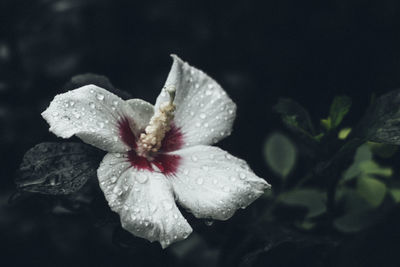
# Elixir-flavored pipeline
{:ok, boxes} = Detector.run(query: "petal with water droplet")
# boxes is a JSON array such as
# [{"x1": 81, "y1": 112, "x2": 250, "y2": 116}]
[
  {"x1": 168, "y1": 145, "x2": 271, "y2": 220},
  {"x1": 154, "y1": 55, "x2": 236, "y2": 149},
  {"x1": 97, "y1": 153, "x2": 192, "y2": 248},
  {"x1": 42, "y1": 85, "x2": 153, "y2": 152}
]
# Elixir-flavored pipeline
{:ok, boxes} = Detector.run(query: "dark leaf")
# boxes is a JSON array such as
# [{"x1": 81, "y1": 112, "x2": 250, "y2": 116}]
[
  {"x1": 64, "y1": 73, "x2": 132, "y2": 100},
  {"x1": 264, "y1": 132, "x2": 297, "y2": 178},
  {"x1": 274, "y1": 98, "x2": 315, "y2": 135},
  {"x1": 329, "y1": 95, "x2": 352, "y2": 129},
  {"x1": 356, "y1": 89, "x2": 400, "y2": 144},
  {"x1": 16, "y1": 142, "x2": 104, "y2": 195},
  {"x1": 278, "y1": 189, "x2": 327, "y2": 218}
]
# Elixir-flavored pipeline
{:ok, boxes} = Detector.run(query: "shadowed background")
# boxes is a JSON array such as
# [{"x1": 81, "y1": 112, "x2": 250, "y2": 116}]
[{"x1": 2, "y1": 0, "x2": 400, "y2": 266}]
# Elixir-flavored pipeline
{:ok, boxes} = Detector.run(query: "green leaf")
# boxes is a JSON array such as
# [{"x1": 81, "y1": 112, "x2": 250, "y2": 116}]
[
  {"x1": 357, "y1": 89, "x2": 400, "y2": 145},
  {"x1": 356, "y1": 175, "x2": 387, "y2": 207},
  {"x1": 333, "y1": 210, "x2": 376, "y2": 233},
  {"x1": 264, "y1": 133, "x2": 297, "y2": 178},
  {"x1": 389, "y1": 189, "x2": 400, "y2": 203},
  {"x1": 367, "y1": 141, "x2": 398, "y2": 158},
  {"x1": 342, "y1": 144, "x2": 372, "y2": 181},
  {"x1": 338, "y1": 127, "x2": 352, "y2": 140},
  {"x1": 329, "y1": 95, "x2": 352, "y2": 129},
  {"x1": 334, "y1": 188, "x2": 377, "y2": 232},
  {"x1": 278, "y1": 189, "x2": 326, "y2": 218},
  {"x1": 358, "y1": 161, "x2": 392, "y2": 177},
  {"x1": 273, "y1": 98, "x2": 315, "y2": 135}
]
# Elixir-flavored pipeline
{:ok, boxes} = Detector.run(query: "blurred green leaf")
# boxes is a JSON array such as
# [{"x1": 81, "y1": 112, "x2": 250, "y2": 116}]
[
  {"x1": 358, "y1": 161, "x2": 392, "y2": 177},
  {"x1": 333, "y1": 210, "x2": 376, "y2": 233},
  {"x1": 330, "y1": 95, "x2": 352, "y2": 129},
  {"x1": 274, "y1": 98, "x2": 315, "y2": 135},
  {"x1": 338, "y1": 127, "x2": 352, "y2": 140},
  {"x1": 389, "y1": 189, "x2": 400, "y2": 203},
  {"x1": 264, "y1": 133, "x2": 297, "y2": 178},
  {"x1": 356, "y1": 175, "x2": 387, "y2": 207},
  {"x1": 357, "y1": 89, "x2": 400, "y2": 145},
  {"x1": 367, "y1": 141, "x2": 398, "y2": 158},
  {"x1": 342, "y1": 144, "x2": 372, "y2": 181},
  {"x1": 278, "y1": 189, "x2": 326, "y2": 218},
  {"x1": 321, "y1": 95, "x2": 351, "y2": 131},
  {"x1": 342, "y1": 144, "x2": 392, "y2": 182},
  {"x1": 334, "y1": 188, "x2": 377, "y2": 232}
]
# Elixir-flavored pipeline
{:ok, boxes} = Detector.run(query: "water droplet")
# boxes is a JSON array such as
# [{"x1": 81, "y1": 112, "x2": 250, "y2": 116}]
[
  {"x1": 200, "y1": 113, "x2": 206, "y2": 119},
  {"x1": 162, "y1": 200, "x2": 173, "y2": 210},
  {"x1": 73, "y1": 112, "x2": 81, "y2": 119},
  {"x1": 113, "y1": 100, "x2": 119, "y2": 106},
  {"x1": 52, "y1": 112, "x2": 59, "y2": 117},
  {"x1": 149, "y1": 204, "x2": 158, "y2": 214},
  {"x1": 204, "y1": 220, "x2": 214, "y2": 226},
  {"x1": 228, "y1": 109, "x2": 234, "y2": 114},
  {"x1": 136, "y1": 174, "x2": 149, "y2": 184},
  {"x1": 191, "y1": 155, "x2": 198, "y2": 162},
  {"x1": 183, "y1": 169, "x2": 189, "y2": 175},
  {"x1": 98, "y1": 122, "x2": 105, "y2": 128},
  {"x1": 96, "y1": 93, "x2": 104, "y2": 101},
  {"x1": 69, "y1": 101, "x2": 75, "y2": 106},
  {"x1": 205, "y1": 90, "x2": 213, "y2": 96},
  {"x1": 195, "y1": 83, "x2": 200, "y2": 89},
  {"x1": 90, "y1": 89, "x2": 94, "y2": 93},
  {"x1": 239, "y1": 173, "x2": 246, "y2": 180},
  {"x1": 196, "y1": 178, "x2": 204, "y2": 185},
  {"x1": 89, "y1": 102, "x2": 95, "y2": 109}
]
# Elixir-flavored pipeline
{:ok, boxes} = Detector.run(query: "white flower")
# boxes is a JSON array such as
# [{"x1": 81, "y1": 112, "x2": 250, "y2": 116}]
[{"x1": 41, "y1": 55, "x2": 271, "y2": 248}]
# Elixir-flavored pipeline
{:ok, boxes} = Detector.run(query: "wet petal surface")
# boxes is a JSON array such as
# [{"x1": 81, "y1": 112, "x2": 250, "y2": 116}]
[
  {"x1": 168, "y1": 145, "x2": 271, "y2": 220},
  {"x1": 155, "y1": 55, "x2": 237, "y2": 149},
  {"x1": 98, "y1": 153, "x2": 192, "y2": 248}
]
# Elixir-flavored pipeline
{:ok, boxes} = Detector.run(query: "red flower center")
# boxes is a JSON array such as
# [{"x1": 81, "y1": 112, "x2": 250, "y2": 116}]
[{"x1": 118, "y1": 117, "x2": 183, "y2": 175}]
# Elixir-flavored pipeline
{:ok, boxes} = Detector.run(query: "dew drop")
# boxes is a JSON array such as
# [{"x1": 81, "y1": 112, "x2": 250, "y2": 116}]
[
  {"x1": 52, "y1": 112, "x2": 59, "y2": 117},
  {"x1": 136, "y1": 174, "x2": 149, "y2": 184},
  {"x1": 204, "y1": 220, "x2": 214, "y2": 226},
  {"x1": 162, "y1": 200, "x2": 173, "y2": 210},
  {"x1": 191, "y1": 155, "x2": 198, "y2": 162},
  {"x1": 89, "y1": 102, "x2": 95, "y2": 109},
  {"x1": 96, "y1": 93, "x2": 105, "y2": 101},
  {"x1": 196, "y1": 178, "x2": 204, "y2": 185},
  {"x1": 239, "y1": 173, "x2": 246, "y2": 180},
  {"x1": 98, "y1": 122, "x2": 105, "y2": 128},
  {"x1": 69, "y1": 101, "x2": 75, "y2": 106},
  {"x1": 200, "y1": 113, "x2": 206, "y2": 119}
]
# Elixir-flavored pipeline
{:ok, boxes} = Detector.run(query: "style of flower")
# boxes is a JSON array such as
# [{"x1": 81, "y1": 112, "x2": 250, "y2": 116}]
[{"x1": 42, "y1": 55, "x2": 271, "y2": 248}]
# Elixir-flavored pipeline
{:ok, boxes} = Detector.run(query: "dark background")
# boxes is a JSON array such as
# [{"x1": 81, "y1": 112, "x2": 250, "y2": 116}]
[{"x1": 2, "y1": 0, "x2": 400, "y2": 266}]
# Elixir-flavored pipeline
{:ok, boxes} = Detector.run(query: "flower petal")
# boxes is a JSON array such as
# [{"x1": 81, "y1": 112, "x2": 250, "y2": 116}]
[
  {"x1": 42, "y1": 85, "x2": 153, "y2": 152},
  {"x1": 97, "y1": 153, "x2": 193, "y2": 248},
  {"x1": 155, "y1": 55, "x2": 237, "y2": 148},
  {"x1": 169, "y1": 145, "x2": 271, "y2": 220},
  {"x1": 125, "y1": 99, "x2": 154, "y2": 132}
]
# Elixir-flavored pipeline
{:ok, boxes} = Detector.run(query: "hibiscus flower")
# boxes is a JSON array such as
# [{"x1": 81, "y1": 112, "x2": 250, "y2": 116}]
[{"x1": 42, "y1": 55, "x2": 271, "y2": 248}]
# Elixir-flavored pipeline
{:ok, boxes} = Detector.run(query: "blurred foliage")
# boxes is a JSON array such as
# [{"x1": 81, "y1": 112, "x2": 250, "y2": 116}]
[{"x1": 264, "y1": 132, "x2": 297, "y2": 178}]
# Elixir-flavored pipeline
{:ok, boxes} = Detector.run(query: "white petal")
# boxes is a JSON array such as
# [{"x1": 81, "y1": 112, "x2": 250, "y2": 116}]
[
  {"x1": 155, "y1": 55, "x2": 237, "y2": 148},
  {"x1": 169, "y1": 145, "x2": 271, "y2": 220},
  {"x1": 42, "y1": 85, "x2": 153, "y2": 152},
  {"x1": 126, "y1": 99, "x2": 154, "y2": 132},
  {"x1": 97, "y1": 153, "x2": 193, "y2": 248}
]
